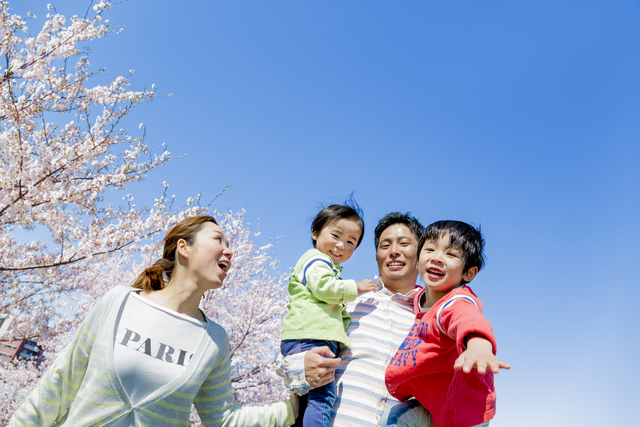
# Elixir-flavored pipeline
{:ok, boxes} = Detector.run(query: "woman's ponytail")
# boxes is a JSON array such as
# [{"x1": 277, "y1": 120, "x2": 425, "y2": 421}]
[{"x1": 132, "y1": 258, "x2": 174, "y2": 291}]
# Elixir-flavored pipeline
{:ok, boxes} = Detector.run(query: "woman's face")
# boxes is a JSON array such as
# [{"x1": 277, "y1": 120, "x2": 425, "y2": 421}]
[{"x1": 183, "y1": 222, "x2": 232, "y2": 290}]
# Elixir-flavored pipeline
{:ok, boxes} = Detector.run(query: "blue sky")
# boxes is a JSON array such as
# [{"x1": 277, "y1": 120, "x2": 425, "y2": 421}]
[{"x1": 19, "y1": 1, "x2": 640, "y2": 425}]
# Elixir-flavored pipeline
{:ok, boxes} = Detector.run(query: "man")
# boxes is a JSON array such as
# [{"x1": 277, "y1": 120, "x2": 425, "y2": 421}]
[{"x1": 279, "y1": 212, "x2": 424, "y2": 426}]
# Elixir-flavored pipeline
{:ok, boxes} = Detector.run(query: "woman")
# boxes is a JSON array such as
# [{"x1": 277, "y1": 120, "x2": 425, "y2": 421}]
[{"x1": 10, "y1": 215, "x2": 298, "y2": 426}]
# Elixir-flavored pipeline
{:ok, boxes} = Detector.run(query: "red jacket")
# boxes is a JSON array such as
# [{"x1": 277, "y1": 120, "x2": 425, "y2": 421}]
[{"x1": 385, "y1": 286, "x2": 497, "y2": 427}]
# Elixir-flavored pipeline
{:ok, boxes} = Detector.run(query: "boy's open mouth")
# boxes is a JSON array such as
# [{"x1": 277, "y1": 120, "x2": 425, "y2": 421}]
[{"x1": 427, "y1": 268, "x2": 444, "y2": 277}]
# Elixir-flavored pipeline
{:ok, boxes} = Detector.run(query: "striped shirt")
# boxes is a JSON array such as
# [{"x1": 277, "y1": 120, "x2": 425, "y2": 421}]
[{"x1": 280, "y1": 278, "x2": 420, "y2": 427}]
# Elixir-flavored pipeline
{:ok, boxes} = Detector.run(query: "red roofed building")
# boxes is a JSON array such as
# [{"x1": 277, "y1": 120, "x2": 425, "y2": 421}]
[{"x1": 0, "y1": 315, "x2": 43, "y2": 366}]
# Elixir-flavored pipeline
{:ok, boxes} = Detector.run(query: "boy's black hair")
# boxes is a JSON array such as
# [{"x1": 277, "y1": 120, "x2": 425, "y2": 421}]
[
  {"x1": 311, "y1": 194, "x2": 365, "y2": 248},
  {"x1": 418, "y1": 220, "x2": 485, "y2": 283},
  {"x1": 374, "y1": 212, "x2": 424, "y2": 249}
]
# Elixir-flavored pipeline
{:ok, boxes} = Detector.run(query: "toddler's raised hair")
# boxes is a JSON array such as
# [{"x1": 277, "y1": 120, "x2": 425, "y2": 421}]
[{"x1": 311, "y1": 194, "x2": 364, "y2": 248}]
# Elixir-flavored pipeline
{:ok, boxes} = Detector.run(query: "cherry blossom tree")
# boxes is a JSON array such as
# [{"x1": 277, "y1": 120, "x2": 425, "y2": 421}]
[
  {"x1": 0, "y1": 0, "x2": 172, "y2": 341},
  {"x1": 0, "y1": 0, "x2": 208, "y2": 417},
  {"x1": 0, "y1": 1, "x2": 289, "y2": 424}
]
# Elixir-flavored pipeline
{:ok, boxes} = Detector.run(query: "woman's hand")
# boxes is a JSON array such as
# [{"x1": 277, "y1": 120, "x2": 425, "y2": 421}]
[
  {"x1": 304, "y1": 346, "x2": 341, "y2": 388},
  {"x1": 289, "y1": 393, "x2": 300, "y2": 420}
]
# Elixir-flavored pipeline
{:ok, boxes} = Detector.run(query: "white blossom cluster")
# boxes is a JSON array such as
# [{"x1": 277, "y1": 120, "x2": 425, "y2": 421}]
[{"x1": 0, "y1": 0, "x2": 165, "y2": 340}]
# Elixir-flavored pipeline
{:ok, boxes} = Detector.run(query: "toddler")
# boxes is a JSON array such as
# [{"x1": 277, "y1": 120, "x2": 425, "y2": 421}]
[{"x1": 281, "y1": 203, "x2": 377, "y2": 427}]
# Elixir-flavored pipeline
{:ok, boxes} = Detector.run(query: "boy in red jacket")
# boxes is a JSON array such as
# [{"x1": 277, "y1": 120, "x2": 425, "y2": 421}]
[{"x1": 384, "y1": 221, "x2": 510, "y2": 427}]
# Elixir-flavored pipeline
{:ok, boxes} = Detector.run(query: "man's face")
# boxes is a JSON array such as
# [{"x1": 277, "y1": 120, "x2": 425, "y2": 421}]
[{"x1": 375, "y1": 224, "x2": 419, "y2": 285}]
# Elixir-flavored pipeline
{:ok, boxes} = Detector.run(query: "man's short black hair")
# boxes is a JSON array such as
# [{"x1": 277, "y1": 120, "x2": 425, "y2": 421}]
[
  {"x1": 311, "y1": 195, "x2": 365, "y2": 248},
  {"x1": 418, "y1": 220, "x2": 485, "y2": 283},
  {"x1": 374, "y1": 212, "x2": 424, "y2": 249}
]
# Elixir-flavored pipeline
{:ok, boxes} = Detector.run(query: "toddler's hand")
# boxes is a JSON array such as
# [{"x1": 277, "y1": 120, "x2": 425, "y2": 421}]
[{"x1": 357, "y1": 279, "x2": 377, "y2": 295}]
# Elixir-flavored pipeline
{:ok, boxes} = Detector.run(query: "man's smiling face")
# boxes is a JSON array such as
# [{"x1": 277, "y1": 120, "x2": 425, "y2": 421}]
[{"x1": 375, "y1": 223, "x2": 419, "y2": 289}]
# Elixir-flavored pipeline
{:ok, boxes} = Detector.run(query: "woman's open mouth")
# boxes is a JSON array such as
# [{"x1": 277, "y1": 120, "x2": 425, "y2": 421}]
[{"x1": 218, "y1": 260, "x2": 231, "y2": 274}]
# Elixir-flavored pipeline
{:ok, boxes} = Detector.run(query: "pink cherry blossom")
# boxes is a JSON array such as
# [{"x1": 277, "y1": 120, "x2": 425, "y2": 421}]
[{"x1": 0, "y1": 2, "x2": 288, "y2": 424}]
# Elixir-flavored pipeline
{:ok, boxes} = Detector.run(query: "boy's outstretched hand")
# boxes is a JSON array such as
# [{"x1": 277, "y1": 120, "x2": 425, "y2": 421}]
[
  {"x1": 454, "y1": 334, "x2": 511, "y2": 375},
  {"x1": 356, "y1": 279, "x2": 378, "y2": 294}
]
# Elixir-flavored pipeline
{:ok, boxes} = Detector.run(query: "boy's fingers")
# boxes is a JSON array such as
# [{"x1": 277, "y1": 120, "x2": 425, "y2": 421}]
[
  {"x1": 456, "y1": 352, "x2": 511, "y2": 375},
  {"x1": 482, "y1": 358, "x2": 497, "y2": 374},
  {"x1": 497, "y1": 360, "x2": 511, "y2": 371},
  {"x1": 453, "y1": 354, "x2": 464, "y2": 371},
  {"x1": 464, "y1": 358, "x2": 477, "y2": 374},
  {"x1": 462, "y1": 357, "x2": 474, "y2": 373},
  {"x1": 491, "y1": 359, "x2": 507, "y2": 373},
  {"x1": 486, "y1": 358, "x2": 511, "y2": 373},
  {"x1": 479, "y1": 358, "x2": 512, "y2": 374}
]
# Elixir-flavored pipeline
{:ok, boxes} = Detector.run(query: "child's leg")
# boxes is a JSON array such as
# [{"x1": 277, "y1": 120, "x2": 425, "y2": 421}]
[
  {"x1": 280, "y1": 339, "x2": 339, "y2": 427},
  {"x1": 303, "y1": 374, "x2": 336, "y2": 427},
  {"x1": 381, "y1": 400, "x2": 429, "y2": 427},
  {"x1": 381, "y1": 400, "x2": 490, "y2": 427}
]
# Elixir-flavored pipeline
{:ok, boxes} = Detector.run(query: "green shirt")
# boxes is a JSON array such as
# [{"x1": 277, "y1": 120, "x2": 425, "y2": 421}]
[{"x1": 281, "y1": 249, "x2": 358, "y2": 348}]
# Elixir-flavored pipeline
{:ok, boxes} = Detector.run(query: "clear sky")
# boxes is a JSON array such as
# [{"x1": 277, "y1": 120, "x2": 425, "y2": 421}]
[{"x1": 18, "y1": 1, "x2": 640, "y2": 425}]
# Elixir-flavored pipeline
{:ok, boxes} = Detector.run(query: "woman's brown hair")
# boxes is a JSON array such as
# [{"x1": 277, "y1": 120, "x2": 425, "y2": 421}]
[{"x1": 132, "y1": 215, "x2": 218, "y2": 291}]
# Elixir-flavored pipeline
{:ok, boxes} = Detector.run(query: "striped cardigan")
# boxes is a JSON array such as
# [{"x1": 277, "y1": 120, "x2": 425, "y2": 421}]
[{"x1": 9, "y1": 286, "x2": 294, "y2": 427}]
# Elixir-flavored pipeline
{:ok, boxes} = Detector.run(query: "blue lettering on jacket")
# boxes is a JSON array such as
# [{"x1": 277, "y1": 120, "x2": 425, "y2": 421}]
[{"x1": 390, "y1": 320, "x2": 428, "y2": 367}]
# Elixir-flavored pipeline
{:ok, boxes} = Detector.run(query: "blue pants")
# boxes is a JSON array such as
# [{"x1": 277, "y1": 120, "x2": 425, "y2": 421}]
[
  {"x1": 381, "y1": 400, "x2": 425, "y2": 427},
  {"x1": 281, "y1": 339, "x2": 339, "y2": 427},
  {"x1": 381, "y1": 400, "x2": 491, "y2": 427}
]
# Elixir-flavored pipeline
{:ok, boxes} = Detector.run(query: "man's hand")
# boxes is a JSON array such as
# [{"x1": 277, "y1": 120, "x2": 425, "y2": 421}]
[
  {"x1": 356, "y1": 279, "x2": 378, "y2": 295},
  {"x1": 304, "y1": 346, "x2": 341, "y2": 388},
  {"x1": 454, "y1": 335, "x2": 511, "y2": 375}
]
